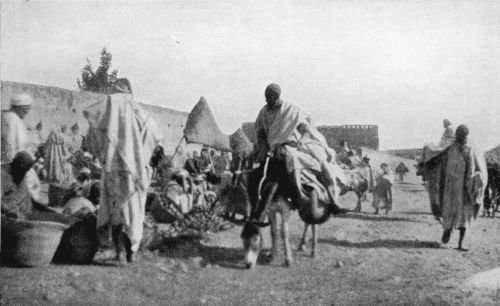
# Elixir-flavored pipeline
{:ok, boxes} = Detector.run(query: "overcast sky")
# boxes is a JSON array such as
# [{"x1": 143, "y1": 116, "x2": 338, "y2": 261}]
[{"x1": 2, "y1": 0, "x2": 499, "y2": 150}]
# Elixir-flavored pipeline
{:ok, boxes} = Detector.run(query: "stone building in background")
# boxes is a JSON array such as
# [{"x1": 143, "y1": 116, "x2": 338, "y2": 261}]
[{"x1": 242, "y1": 122, "x2": 379, "y2": 151}]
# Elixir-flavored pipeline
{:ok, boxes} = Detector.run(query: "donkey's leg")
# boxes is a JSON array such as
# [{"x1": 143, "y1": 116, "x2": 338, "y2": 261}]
[
  {"x1": 282, "y1": 217, "x2": 294, "y2": 267},
  {"x1": 269, "y1": 212, "x2": 279, "y2": 263},
  {"x1": 311, "y1": 224, "x2": 317, "y2": 259},
  {"x1": 298, "y1": 224, "x2": 309, "y2": 252}
]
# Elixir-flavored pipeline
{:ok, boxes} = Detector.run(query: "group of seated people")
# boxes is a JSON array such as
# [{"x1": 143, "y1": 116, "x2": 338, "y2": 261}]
[
  {"x1": 183, "y1": 147, "x2": 230, "y2": 176},
  {"x1": 148, "y1": 146, "x2": 230, "y2": 215},
  {"x1": 1, "y1": 136, "x2": 104, "y2": 223}
]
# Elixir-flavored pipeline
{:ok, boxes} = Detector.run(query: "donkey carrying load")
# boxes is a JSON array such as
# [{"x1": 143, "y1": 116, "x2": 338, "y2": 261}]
[
  {"x1": 219, "y1": 128, "x2": 340, "y2": 267},
  {"x1": 220, "y1": 156, "x2": 335, "y2": 268}
]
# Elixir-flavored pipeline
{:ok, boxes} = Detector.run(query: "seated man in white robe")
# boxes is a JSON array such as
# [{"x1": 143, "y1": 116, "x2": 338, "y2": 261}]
[{"x1": 254, "y1": 83, "x2": 345, "y2": 213}]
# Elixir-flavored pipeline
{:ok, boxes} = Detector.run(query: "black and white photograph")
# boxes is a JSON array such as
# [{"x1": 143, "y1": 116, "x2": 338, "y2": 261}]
[{"x1": 1, "y1": 0, "x2": 499, "y2": 305}]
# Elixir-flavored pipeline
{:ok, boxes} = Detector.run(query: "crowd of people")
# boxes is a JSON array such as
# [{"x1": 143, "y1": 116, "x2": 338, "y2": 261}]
[
  {"x1": 0, "y1": 82, "x2": 488, "y2": 264},
  {"x1": 182, "y1": 147, "x2": 231, "y2": 177}
]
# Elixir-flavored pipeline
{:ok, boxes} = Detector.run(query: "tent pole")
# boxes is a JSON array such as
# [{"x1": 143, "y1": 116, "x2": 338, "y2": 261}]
[{"x1": 165, "y1": 135, "x2": 186, "y2": 166}]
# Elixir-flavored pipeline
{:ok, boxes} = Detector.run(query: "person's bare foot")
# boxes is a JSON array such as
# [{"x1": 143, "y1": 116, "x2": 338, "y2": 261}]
[
  {"x1": 283, "y1": 258, "x2": 294, "y2": 267},
  {"x1": 441, "y1": 229, "x2": 452, "y2": 244},
  {"x1": 127, "y1": 252, "x2": 137, "y2": 263},
  {"x1": 115, "y1": 251, "x2": 127, "y2": 265},
  {"x1": 456, "y1": 247, "x2": 469, "y2": 252}
]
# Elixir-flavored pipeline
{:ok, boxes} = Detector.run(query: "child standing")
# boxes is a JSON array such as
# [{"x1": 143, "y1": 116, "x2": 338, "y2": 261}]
[{"x1": 372, "y1": 163, "x2": 394, "y2": 214}]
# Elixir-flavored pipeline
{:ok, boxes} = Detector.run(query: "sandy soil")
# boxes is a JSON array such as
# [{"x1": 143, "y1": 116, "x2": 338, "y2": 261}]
[{"x1": 1, "y1": 159, "x2": 499, "y2": 306}]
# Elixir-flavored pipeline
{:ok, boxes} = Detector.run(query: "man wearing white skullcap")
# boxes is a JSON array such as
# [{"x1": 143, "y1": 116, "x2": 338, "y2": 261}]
[{"x1": 1, "y1": 94, "x2": 34, "y2": 163}]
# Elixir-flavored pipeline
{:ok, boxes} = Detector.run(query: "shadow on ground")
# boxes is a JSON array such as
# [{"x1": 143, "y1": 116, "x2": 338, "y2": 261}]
[
  {"x1": 399, "y1": 211, "x2": 434, "y2": 216},
  {"x1": 318, "y1": 238, "x2": 441, "y2": 249},
  {"x1": 395, "y1": 181, "x2": 415, "y2": 185},
  {"x1": 335, "y1": 213, "x2": 424, "y2": 223},
  {"x1": 399, "y1": 188, "x2": 426, "y2": 193},
  {"x1": 154, "y1": 239, "x2": 271, "y2": 270}
]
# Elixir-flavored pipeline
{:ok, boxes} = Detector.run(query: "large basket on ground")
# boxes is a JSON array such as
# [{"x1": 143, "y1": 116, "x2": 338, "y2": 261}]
[
  {"x1": 1, "y1": 213, "x2": 69, "y2": 267},
  {"x1": 150, "y1": 193, "x2": 184, "y2": 223},
  {"x1": 48, "y1": 183, "x2": 75, "y2": 207}
]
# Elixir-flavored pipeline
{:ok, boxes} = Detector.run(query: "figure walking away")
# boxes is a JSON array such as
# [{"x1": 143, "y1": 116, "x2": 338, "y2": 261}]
[{"x1": 395, "y1": 162, "x2": 409, "y2": 181}]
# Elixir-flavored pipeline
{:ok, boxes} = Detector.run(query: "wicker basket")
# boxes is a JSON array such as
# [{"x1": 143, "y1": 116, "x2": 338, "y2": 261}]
[
  {"x1": 1, "y1": 215, "x2": 69, "y2": 267},
  {"x1": 150, "y1": 193, "x2": 183, "y2": 224},
  {"x1": 48, "y1": 183, "x2": 75, "y2": 207}
]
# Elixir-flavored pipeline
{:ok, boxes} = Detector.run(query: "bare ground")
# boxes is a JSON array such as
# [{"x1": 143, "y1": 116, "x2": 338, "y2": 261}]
[{"x1": 1, "y1": 167, "x2": 499, "y2": 305}]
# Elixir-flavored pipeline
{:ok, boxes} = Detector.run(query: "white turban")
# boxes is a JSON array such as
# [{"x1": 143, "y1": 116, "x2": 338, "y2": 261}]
[{"x1": 11, "y1": 94, "x2": 33, "y2": 106}]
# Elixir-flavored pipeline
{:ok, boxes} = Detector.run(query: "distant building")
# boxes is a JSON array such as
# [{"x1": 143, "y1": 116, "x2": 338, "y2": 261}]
[
  {"x1": 318, "y1": 125, "x2": 379, "y2": 151},
  {"x1": 241, "y1": 122, "x2": 379, "y2": 151}
]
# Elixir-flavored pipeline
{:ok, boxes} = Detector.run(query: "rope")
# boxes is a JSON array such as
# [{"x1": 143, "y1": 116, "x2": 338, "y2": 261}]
[
  {"x1": 164, "y1": 135, "x2": 186, "y2": 167},
  {"x1": 257, "y1": 156, "x2": 270, "y2": 201}
]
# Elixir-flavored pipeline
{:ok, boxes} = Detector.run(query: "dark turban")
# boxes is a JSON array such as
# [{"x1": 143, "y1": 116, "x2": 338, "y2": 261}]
[
  {"x1": 11, "y1": 151, "x2": 35, "y2": 186},
  {"x1": 265, "y1": 83, "x2": 281, "y2": 100},
  {"x1": 455, "y1": 124, "x2": 469, "y2": 142}
]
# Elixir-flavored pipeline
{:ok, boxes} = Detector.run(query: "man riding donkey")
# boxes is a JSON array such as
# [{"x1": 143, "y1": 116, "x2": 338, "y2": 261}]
[{"x1": 250, "y1": 83, "x2": 347, "y2": 221}]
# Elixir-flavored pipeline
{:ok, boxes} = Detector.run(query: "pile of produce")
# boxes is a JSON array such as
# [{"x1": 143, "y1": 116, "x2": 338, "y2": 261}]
[{"x1": 142, "y1": 193, "x2": 232, "y2": 251}]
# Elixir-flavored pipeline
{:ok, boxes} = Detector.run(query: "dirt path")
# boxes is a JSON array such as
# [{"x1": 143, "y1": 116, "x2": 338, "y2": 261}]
[{"x1": 1, "y1": 169, "x2": 499, "y2": 305}]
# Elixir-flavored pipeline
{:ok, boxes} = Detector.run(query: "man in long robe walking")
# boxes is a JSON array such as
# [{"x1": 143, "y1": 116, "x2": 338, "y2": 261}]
[{"x1": 440, "y1": 124, "x2": 482, "y2": 251}]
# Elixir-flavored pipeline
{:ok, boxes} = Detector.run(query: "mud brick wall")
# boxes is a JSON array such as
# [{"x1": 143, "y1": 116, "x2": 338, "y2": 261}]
[{"x1": 1, "y1": 81, "x2": 191, "y2": 155}]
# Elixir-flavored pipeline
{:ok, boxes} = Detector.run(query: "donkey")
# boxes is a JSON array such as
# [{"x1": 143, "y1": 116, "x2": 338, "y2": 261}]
[
  {"x1": 222, "y1": 157, "x2": 333, "y2": 268},
  {"x1": 338, "y1": 159, "x2": 374, "y2": 212}
]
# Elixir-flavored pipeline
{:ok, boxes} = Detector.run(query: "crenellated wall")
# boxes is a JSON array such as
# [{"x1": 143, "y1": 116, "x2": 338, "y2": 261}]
[
  {"x1": 242, "y1": 122, "x2": 380, "y2": 151},
  {"x1": 318, "y1": 125, "x2": 379, "y2": 151}
]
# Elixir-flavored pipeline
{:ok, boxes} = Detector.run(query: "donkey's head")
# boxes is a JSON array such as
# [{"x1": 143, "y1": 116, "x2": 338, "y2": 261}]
[{"x1": 240, "y1": 219, "x2": 270, "y2": 269}]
